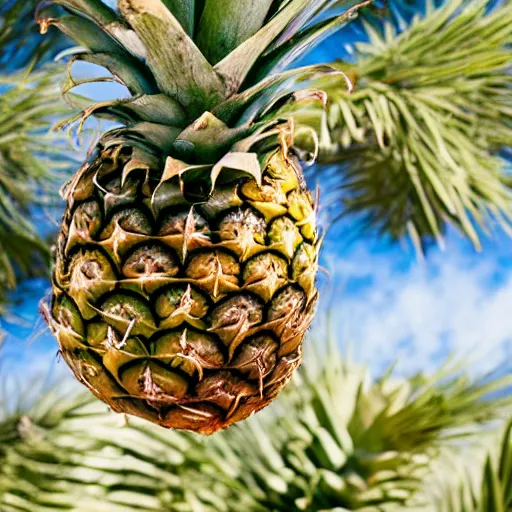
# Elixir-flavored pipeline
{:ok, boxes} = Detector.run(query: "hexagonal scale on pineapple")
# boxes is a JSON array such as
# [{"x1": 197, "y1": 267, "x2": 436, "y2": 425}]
[
  {"x1": 242, "y1": 252, "x2": 288, "y2": 302},
  {"x1": 51, "y1": 295, "x2": 85, "y2": 351},
  {"x1": 265, "y1": 151, "x2": 299, "y2": 193},
  {"x1": 263, "y1": 351, "x2": 302, "y2": 398},
  {"x1": 154, "y1": 285, "x2": 209, "y2": 330},
  {"x1": 268, "y1": 217, "x2": 303, "y2": 260},
  {"x1": 103, "y1": 336, "x2": 149, "y2": 382},
  {"x1": 157, "y1": 208, "x2": 212, "y2": 261},
  {"x1": 208, "y1": 294, "x2": 263, "y2": 360},
  {"x1": 267, "y1": 286, "x2": 310, "y2": 356},
  {"x1": 99, "y1": 208, "x2": 153, "y2": 261},
  {"x1": 218, "y1": 208, "x2": 267, "y2": 261},
  {"x1": 65, "y1": 249, "x2": 117, "y2": 320},
  {"x1": 230, "y1": 335, "x2": 278, "y2": 391},
  {"x1": 151, "y1": 329, "x2": 224, "y2": 378},
  {"x1": 121, "y1": 244, "x2": 180, "y2": 295},
  {"x1": 287, "y1": 189, "x2": 316, "y2": 240},
  {"x1": 185, "y1": 250, "x2": 240, "y2": 298},
  {"x1": 65, "y1": 200, "x2": 103, "y2": 253},
  {"x1": 118, "y1": 361, "x2": 189, "y2": 405},
  {"x1": 240, "y1": 179, "x2": 288, "y2": 222},
  {"x1": 98, "y1": 292, "x2": 157, "y2": 339},
  {"x1": 193, "y1": 371, "x2": 258, "y2": 416},
  {"x1": 100, "y1": 208, "x2": 153, "y2": 240},
  {"x1": 292, "y1": 243, "x2": 318, "y2": 297}
]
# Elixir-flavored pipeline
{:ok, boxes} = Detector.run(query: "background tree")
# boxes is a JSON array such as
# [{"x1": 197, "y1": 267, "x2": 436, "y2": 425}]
[
  {"x1": 1, "y1": 333, "x2": 510, "y2": 511},
  {"x1": 0, "y1": 1, "x2": 70, "y2": 313},
  {"x1": 302, "y1": 0, "x2": 512, "y2": 252}
]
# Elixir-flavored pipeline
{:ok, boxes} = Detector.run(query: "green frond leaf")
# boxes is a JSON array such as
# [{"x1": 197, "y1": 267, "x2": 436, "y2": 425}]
[
  {"x1": 214, "y1": 0, "x2": 327, "y2": 95},
  {"x1": 118, "y1": 0, "x2": 226, "y2": 116},
  {"x1": 160, "y1": 0, "x2": 196, "y2": 36},
  {"x1": 0, "y1": 67, "x2": 75, "y2": 312},
  {"x1": 196, "y1": 0, "x2": 274, "y2": 65},
  {"x1": 298, "y1": 0, "x2": 512, "y2": 250}
]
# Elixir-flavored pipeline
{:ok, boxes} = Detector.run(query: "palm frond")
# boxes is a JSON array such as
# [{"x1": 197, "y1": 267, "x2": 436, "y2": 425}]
[
  {"x1": 0, "y1": 378, "x2": 224, "y2": 512},
  {"x1": 1, "y1": 328, "x2": 510, "y2": 511},
  {"x1": 419, "y1": 416, "x2": 512, "y2": 511},
  {"x1": 0, "y1": 68, "x2": 74, "y2": 313},
  {"x1": 298, "y1": 0, "x2": 512, "y2": 251}
]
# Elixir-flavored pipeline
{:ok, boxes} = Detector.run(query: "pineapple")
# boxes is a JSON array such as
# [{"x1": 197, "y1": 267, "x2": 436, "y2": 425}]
[{"x1": 41, "y1": 0, "x2": 359, "y2": 434}]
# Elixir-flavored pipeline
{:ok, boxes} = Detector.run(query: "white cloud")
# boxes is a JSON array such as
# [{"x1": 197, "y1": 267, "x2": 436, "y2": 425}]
[{"x1": 319, "y1": 237, "x2": 512, "y2": 376}]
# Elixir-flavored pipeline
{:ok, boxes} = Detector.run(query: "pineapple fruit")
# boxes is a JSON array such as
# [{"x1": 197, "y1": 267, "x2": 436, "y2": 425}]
[{"x1": 41, "y1": 0, "x2": 358, "y2": 434}]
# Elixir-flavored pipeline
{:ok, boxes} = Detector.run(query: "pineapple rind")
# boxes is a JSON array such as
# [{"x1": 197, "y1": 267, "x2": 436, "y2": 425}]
[{"x1": 48, "y1": 121, "x2": 319, "y2": 434}]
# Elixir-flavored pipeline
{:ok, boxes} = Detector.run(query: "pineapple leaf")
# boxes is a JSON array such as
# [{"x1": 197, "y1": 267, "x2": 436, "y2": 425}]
[
  {"x1": 45, "y1": 0, "x2": 147, "y2": 59},
  {"x1": 213, "y1": 64, "x2": 342, "y2": 125},
  {"x1": 160, "y1": 0, "x2": 196, "y2": 36},
  {"x1": 46, "y1": 0, "x2": 119, "y2": 25},
  {"x1": 214, "y1": 0, "x2": 324, "y2": 95},
  {"x1": 91, "y1": 94, "x2": 187, "y2": 126},
  {"x1": 68, "y1": 52, "x2": 158, "y2": 95},
  {"x1": 38, "y1": 14, "x2": 126, "y2": 54},
  {"x1": 109, "y1": 122, "x2": 182, "y2": 153},
  {"x1": 252, "y1": 1, "x2": 371, "y2": 82},
  {"x1": 267, "y1": 0, "x2": 338, "y2": 51},
  {"x1": 119, "y1": 0, "x2": 226, "y2": 116},
  {"x1": 196, "y1": 0, "x2": 274, "y2": 65}
]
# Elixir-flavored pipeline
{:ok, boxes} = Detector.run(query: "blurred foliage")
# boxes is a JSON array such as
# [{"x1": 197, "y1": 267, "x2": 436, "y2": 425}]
[
  {"x1": 0, "y1": 336, "x2": 510, "y2": 511},
  {"x1": 0, "y1": 3, "x2": 71, "y2": 312},
  {"x1": 0, "y1": 0, "x2": 68, "y2": 70},
  {"x1": 422, "y1": 416, "x2": 512, "y2": 511},
  {"x1": 0, "y1": 70, "x2": 71, "y2": 312},
  {"x1": 300, "y1": 0, "x2": 512, "y2": 252}
]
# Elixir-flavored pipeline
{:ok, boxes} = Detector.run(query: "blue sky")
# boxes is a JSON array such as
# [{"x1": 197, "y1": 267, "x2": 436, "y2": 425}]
[{"x1": 2, "y1": 2, "x2": 511, "y2": 382}]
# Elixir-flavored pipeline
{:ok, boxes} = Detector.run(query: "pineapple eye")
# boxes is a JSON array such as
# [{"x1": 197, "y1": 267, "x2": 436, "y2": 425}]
[
  {"x1": 158, "y1": 209, "x2": 210, "y2": 236},
  {"x1": 151, "y1": 329, "x2": 224, "y2": 377},
  {"x1": 217, "y1": 208, "x2": 267, "y2": 260},
  {"x1": 230, "y1": 335, "x2": 278, "y2": 382},
  {"x1": 185, "y1": 250, "x2": 240, "y2": 298},
  {"x1": 243, "y1": 253, "x2": 288, "y2": 302},
  {"x1": 209, "y1": 295, "x2": 263, "y2": 359},
  {"x1": 218, "y1": 209, "x2": 266, "y2": 242},
  {"x1": 154, "y1": 285, "x2": 209, "y2": 327},
  {"x1": 122, "y1": 244, "x2": 180, "y2": 277},
  {"x1": 80, "y1": 261, "x2": 101, "y2": 280},
  {"x1": 100, "y1": 208, "x2": 153, "y2": 240},
  {"x1": 268, "y1": 286, "x2": 306, "y2": 322}
]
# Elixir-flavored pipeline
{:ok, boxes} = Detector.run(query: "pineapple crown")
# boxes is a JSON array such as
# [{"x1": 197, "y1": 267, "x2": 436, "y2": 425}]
[
  {"x1": 36, "y1": 0, "x2": 368, "y2": 154},
  {"x1": 37, "y1": 0, "x2": 366, "y2": 197}
]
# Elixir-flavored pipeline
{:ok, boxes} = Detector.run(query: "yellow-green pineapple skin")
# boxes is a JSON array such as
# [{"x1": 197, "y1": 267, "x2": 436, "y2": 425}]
[{"x1": 49, "y1": 124, "x2": 319, "y2": 434}]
